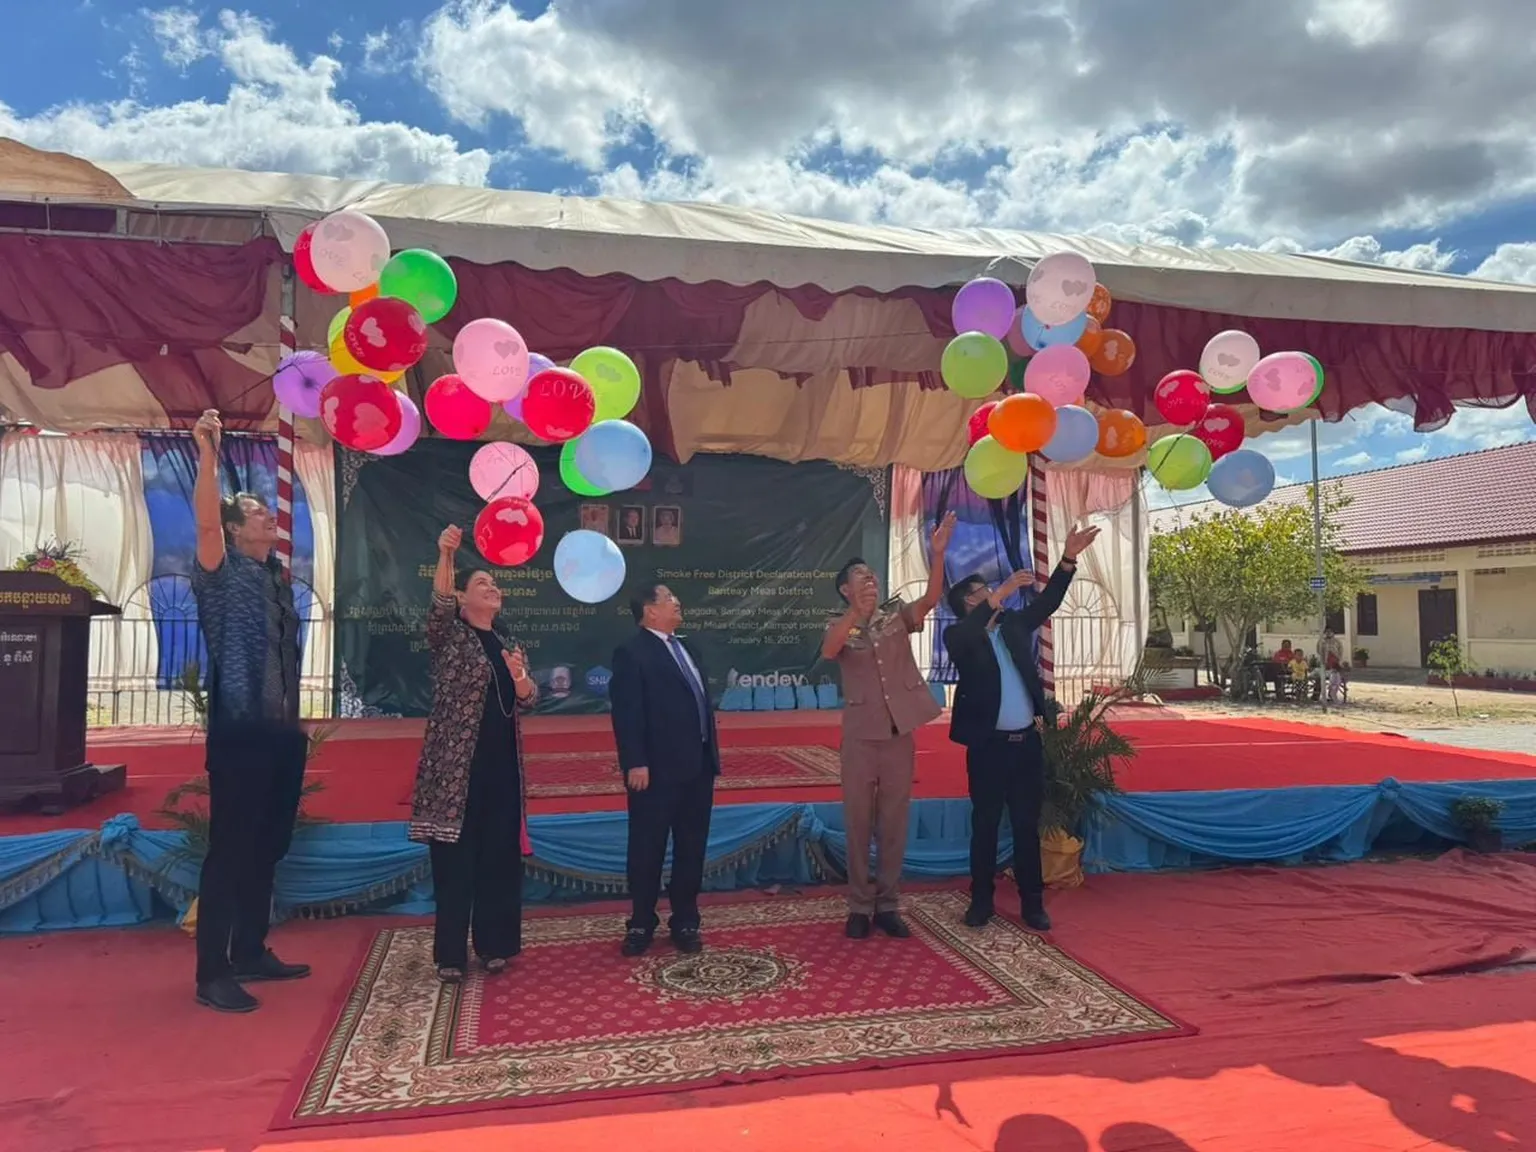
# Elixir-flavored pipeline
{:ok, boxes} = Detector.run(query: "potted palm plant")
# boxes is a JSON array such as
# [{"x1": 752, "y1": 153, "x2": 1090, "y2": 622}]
[
  {"x1": 1038, "y1": 688, "x2": 1134, "y2": 888},
  {"x1": 1449, "y1": 795, "x2": 1504, "y2": 854}
]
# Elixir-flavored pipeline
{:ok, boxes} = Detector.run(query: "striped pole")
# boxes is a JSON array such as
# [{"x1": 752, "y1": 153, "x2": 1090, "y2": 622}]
[
  {"x1": 275, "y1": 268, "x2": 297, "y2": 582},
  {"x1": 1030, "y1": 457, "x2": 1054, "y2": 693}
]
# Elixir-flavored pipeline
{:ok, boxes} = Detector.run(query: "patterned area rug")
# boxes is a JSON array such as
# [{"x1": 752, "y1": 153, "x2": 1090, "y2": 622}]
[
  {"x1": 523, "y1": 745, "x2": 842, "y2": 798},
  {"x1": 279, "y1": 891, "x2": 1191, "y2": 1127}
]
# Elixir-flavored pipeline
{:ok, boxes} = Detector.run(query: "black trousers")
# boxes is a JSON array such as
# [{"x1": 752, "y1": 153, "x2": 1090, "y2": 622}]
[
  {"x1": 196, "y1": 722, "x2": 307, "y2": 985},
  {"x1": 429, "y1": 749, "x2": 524, "y2": 969},
  {"x1": 966, "y1": 729, "x2": 1046, "y2": 911},
  {"x1": 626, "y1": 769, "x2": 715, "y2": 933}
]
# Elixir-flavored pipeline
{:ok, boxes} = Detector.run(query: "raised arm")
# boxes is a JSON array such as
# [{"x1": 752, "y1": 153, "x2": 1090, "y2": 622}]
[
  {"x1": 906, "y1": 511, "x2": 957, "y2": 629},
  {"x1": 1009, "y1": 524, "x2": 1100, "y2": 632},
  {"x1": 192, "y1": 410, "x2": 225, "y2": 574},
  {"x1": 426, "y1": 525, "x2": 462, "y2": 650}
]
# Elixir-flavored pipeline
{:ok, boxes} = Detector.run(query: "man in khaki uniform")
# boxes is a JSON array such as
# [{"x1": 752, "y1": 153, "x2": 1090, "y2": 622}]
[{"x1": 823, "y1": 513, "x2": 955, "y2": 939}]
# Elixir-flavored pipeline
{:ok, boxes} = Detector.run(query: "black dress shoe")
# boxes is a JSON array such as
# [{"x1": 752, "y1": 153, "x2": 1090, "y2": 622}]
[
  {"x1": 621, "y1": 929, "x2": 654, "y2": 957},
  {"x1": 670, "y1": 927, "x2": 703, "y2": 954},
  {"x1": 845, "y1": 913, "x2": 872, "y2": 939},
  {"x1": 1022, "y1": 907, "x2": 1053, "y2": 932},
  {"x1": 196, "y1": 976, "x2": 259, "y2": 1013},
  {"x1": 963, "y1": 901, "x2": 995, "y2": 928},
  {"x1": 873, "y1": 911, "x2": 912, "y2": 938},
  {"x1": 233, "y1": 949, "x2": 311, "y2": 982}
]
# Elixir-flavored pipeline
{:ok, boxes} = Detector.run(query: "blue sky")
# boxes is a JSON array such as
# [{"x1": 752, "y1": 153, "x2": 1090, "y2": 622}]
[{"x1": 4, "y1": 2, "x2": 1535, "y2": 491}]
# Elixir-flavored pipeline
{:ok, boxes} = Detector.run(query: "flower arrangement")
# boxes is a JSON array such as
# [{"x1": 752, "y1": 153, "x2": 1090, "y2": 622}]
[{"x1": 9, "y1": 540, "x2": 104, "y2": 599}]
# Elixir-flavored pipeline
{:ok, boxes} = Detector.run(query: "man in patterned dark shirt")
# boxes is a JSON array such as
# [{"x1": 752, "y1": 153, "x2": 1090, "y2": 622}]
[{"x1": 190, "y1": 409, "x2": 308, "y2": 1013}]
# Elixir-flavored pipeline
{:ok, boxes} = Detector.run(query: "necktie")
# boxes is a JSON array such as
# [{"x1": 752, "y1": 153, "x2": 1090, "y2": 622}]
[{"x1": 667, "y1": 635, "x2": 709, "y2": 738}]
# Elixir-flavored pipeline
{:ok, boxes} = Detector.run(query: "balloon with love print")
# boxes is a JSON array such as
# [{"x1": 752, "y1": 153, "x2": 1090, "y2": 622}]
[
  {"x1": 570, "y1": 346, "x2": 642, "y2": 422},
  {"x1": 293, "y1": 224, "x2": 338, "y2": 296},
  {"x1": 1025, "y1": 252, "x2": 1096, "y2": 326},
  {"x1": 522, "y1": 368, "x2": 596, "y2": 443},
  {"x1": 988, "y1": 393, "x2": 1058, "y2": 454},
  {"x1": 424, "y1": 374, "x2": 494, "y2": 440},
  {"x1": 307, "y1": 210, "x2": 392, "y2": 293},
  {"x1": 454, "y1": 318, "x2": 531, "y2": 404},
  {"x1": 469, "y1": 441, "x2": 541, "y2": 502},
  {"x1": 1245, "y1": 351, "x2": 1320, "y2": 413},
  {"x1": 952, "y1": 277, "x2": 1017, "y2": 341},
  {"x1": 372, "y1": 393, "x2": 422, "y2": 458},
  {"x1": 1096, "y1": 409, "x2": 1147, "y2": 459},
  {"x1": 967, "y1": 401, "x2": 1000, "y2": 447},
  {"x1": 1075, "y1": 315, "x2": 1104, "y2": 359},
  {"x1": 319, "y1": 373, "x2": 403, "y2": 452},
  {"x1": 330, "y1": 333, "x2": 402, "y2": 384},
  {"x1": 1023, "y1": 343, "x2": 1091, "y2": 408},
  {"x1": 1153, "y1": 370, "x2": 1211, "y2": 426},
  {"x1": 1090, "y1": 329, "x2": 1137, "y2": 377},
  {"x1": 344, "y1": 296, "x2": 429, "y2": 375},
  {"x1": 1191, "y1": 403, "x2": 1245, "y2": 461},
  {"x1": 474, "y1": 495, "x2": 546, "y2": 568},
  {"x1": 1086, "y1": 282, "x2": 1113, "y2": 324},
  {"x1": 1040, "y1": 404, "x2": 1099, "y2": 465},
  {"x1": 1207, "y1": 449, "x2": 1277, "y2": 508},
  {"x1": 1199, "y1": 330, "x2": 1262, "y2": 395}
]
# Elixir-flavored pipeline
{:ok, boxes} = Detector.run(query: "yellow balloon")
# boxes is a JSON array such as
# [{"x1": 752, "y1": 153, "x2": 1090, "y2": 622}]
[{"x1": 330, "y1": 335, "x2": 403, "y2": 384}]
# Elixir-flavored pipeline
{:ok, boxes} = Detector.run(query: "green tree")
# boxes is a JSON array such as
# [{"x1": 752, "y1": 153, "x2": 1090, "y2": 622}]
[
  {"x1": 1149, "y1": 485, "x2": 1365, "y2": 691},
  {"x1": 1426, "y1": 636, "x2": 1472, "y2": 717}
]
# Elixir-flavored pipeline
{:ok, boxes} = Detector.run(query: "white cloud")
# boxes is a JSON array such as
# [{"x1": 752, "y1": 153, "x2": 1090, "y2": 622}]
[
  {"x1": 0, "y1": 9, "x2": 494, "y2": 186},
  {"x1": 1474, "y1": 243, "x2": 1536, "y2": 285},
  {"x1": 1395, "y1": 444, "x2": 1430, "y2": 463},
  {"x1": 1334, "y1": 451, "x2": 1375, "y2": 468}
]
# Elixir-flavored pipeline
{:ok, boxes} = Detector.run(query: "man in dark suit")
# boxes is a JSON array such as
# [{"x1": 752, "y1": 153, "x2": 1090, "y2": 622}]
[
  {"x1": 943, "y1": 524, "x2": 1098, "y2": 933},
  {"x1": 609, "y1": 581, "x2": 720, "y2": 957}
]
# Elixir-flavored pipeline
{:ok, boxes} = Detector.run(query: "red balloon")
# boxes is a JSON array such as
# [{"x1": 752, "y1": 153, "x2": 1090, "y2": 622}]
[
  {"x1": 343, "y1": 296, "x2": 429, "y2": 374},
  {"x1": 1191, "y1": 403, "x2": 1246, "y2": 461},
  {"x1": 968, "y1": 401, "x2": 999, "y2": 447},
  {"x1": 1153, "y1": 369, "x2": 1211, "y2": 426},
  {"x1": 319, "y1": 373, "x2": 402, "y2": 452},
  {"x1": 522, "y1": 368, "x2": 596, "y2": 443},
  {"x1": 293, "y1": 225, "x2": 338, "y2": 296},
  {"x1": 424, "y1": 374, "x2": 494, "y2": 440},
  {"x1": 474, "y1": 496, "x2": 546, "y2": 567}
]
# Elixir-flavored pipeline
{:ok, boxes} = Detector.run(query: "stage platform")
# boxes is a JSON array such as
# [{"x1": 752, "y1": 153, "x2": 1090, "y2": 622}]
[{"x1": 2, "y1": 709, "x2": 1534, "y2": 936}]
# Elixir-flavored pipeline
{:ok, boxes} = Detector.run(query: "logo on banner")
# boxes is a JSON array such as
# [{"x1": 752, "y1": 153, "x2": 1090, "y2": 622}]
[
  {"x1": 585, "y1": 666, "x2": 612, "y2": 693},
  {"x1": 726, "y1": 668, "x2": 807, "y2": 689}
]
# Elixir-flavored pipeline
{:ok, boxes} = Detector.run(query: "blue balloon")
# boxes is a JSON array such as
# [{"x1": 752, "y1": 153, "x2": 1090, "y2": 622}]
[
  {"x1": 554, "y1": 530, "x2": 627, "y2": 604},
  {"x1": 1040, "y1": 404, "x2": 1099, "y2": 464},
  {"x1": 1207, "y1": 449, "x2": 1276, "y2": 508},
  {"x1": 1020, "y1": 307, "x2": 1088, "y2": 351},
  {"x1": 573, "y1": 419, "x2": 652, "y2": 492}
]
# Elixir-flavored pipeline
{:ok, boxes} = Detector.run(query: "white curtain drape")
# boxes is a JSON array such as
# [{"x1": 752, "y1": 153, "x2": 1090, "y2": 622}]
[
  {"x1": 0, "y1": 431, "x2": 157, "y2": 693},
  {"x1": 292, "y1": 441, "x2": 337, "y2": 716}
]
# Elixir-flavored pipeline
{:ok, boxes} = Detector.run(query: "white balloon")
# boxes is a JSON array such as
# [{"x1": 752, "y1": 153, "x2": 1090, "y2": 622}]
[
  {"x1": 307, "y1": 211, "x2": 392, "y2": 293},
  {"x1": 1199, "y1": 330, "x2": 1262, "y2": 395},
  {"x1": 1024, "y1": 252, "x2": 1096, "y2": 326}
]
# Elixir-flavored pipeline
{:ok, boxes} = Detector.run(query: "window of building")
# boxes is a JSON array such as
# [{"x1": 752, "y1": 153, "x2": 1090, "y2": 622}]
[
  {"x1": 1355, "y1": 593, "x2": 1378, "y2": 636},
  {"x1": 1325, "y1": 606, "x2": 1345, "y2": 634}
]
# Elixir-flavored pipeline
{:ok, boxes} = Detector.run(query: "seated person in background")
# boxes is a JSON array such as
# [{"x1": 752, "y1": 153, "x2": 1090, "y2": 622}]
[{"x1": 1274, "y1": 639, "x2": 1297, "y2": 666}]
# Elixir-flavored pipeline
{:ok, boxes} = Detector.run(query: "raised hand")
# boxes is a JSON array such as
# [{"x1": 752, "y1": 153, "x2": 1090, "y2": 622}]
[
  {"x1": 1063, "y1": 523, "x2": 1101, "y2": 561},
  {"x1": 931, "y1": 511, "x2": 957, "y2": 555},
  {"x1": 503, "y1": 646, "x2": 528, "y2": 682},
  {"x1": 193, "y1": 409, "x2": 222, "y2": 455},
  {"x1": 438, "y1": 524, "x2": 463, "y2": 555}
]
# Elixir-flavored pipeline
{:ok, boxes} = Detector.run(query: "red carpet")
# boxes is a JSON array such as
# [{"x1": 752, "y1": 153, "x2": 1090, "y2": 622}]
[
  {"x1": 282, "y1": 891, "x2": 1187, "y2": 1127},
  {"x1": 1, "y1": 855, "x2": 1532, "y2": 1152},
  {"x1": 5, "y1": 710, "x2": 1535, "y2": 834}
]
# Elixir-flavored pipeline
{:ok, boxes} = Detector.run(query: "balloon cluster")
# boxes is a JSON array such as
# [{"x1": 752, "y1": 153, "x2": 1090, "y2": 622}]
[
  {"x1": 1145, "y1": 330, "x2": 1323, "y2": 507},
  {"x1": 274, "y1": 211, "x2": 651, "y2": 603},
  {"x1": 943, "y1": 254, "x2": 1146, "y2": 499}
]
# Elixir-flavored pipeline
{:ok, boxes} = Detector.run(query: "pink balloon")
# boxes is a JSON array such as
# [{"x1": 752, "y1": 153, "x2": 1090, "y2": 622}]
[
  {"x1": 1245, "y1": 351, "x2": 1319, "y2": 413},
  {"x1": 307, "y1": 210, "x2": 391, "y2": 293},
  {"x1": 372, "y1": 394, "x2": 421, "y2": 457},
  {"x1": 1005, "y1": 309, "x2": 1035, "y2": 357},
  {"x1": 1023, "y1": 344, "x2": 1091, "y2": 407},
  {"x1": 469, "y1": 441, "x2": 540, "y2": 502},
  {"x1": 452, "y1": 318, "x2": 530, "y2": 403},
  {"x1": 1025, "y1": 252, "x2": 1096, "y2": 326}
]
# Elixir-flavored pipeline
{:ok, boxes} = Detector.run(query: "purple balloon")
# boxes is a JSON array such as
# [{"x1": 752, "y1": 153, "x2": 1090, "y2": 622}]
[
  {"x1": 952, "y1": 278, "x2": 1017, "y2": 340},
  {"x1": 504, "y1": 352, "x2": 553, "y2": 422},
  {"x1": 273, "y1": 351, "x2": 335, "y2": 420},
  {"x1": 372, "y1": 393, "x2": 421, "y2": 457}
]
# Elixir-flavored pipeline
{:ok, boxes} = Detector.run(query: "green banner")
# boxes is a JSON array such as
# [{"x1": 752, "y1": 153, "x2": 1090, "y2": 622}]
[{"x1": 334, "y1": 441, "x2": 888, "y2": 716}]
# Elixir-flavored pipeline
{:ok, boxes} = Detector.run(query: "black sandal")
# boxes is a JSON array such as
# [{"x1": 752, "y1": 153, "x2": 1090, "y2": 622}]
[{"x1": 436, "y1": 965, "x2": 465, "y2": 984}]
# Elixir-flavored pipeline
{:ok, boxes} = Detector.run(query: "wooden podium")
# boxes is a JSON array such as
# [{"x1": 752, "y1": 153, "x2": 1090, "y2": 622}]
[{"x1": 0, "y1": 571, "x2": 127, "y2": 812}]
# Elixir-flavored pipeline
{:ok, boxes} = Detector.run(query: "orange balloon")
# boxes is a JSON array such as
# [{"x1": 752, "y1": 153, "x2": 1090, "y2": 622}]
[
  {"x1": 1075, "y1": 315, "x2": 1104, "y2": 358},
  {"x1": 1090, "y1": 328, "x2": 1137, "y2": 376},
  {"x1": 1096, "y1": 409, "x2": 1148, "y2": 459},
  {"x1": 1087, "y1": 283, "x2": 1113, "y2": 324},
  {"x1": 988, "y1": 393, "x2": 1058, "y2": 454},
  {"x1": 349, "y1": 284, "x2": 380, "y2": 308},
  {"x1": 330, "y1": 334, "x2": 404, "y2": 384}
]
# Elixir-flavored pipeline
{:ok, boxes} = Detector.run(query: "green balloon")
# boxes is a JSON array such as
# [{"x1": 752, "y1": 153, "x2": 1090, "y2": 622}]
[
  {"x1": 379, "y1": 249, "x2": 459, "y2": 324},
  {"x1": 560, "y1": 438, "x2": 609, "y2": 496},
  {"x1": 964, "y1": 435, "x2": 1030, "y2": 499},
  {"x1": 327, "y1": 306, "x2": 351, "y2": 348},
  {"x1": 571, "y1": 346, "x2": 641, "y2": 422},
  {"x1": 1304, "y1": 353, "x2": 1325, "y2": 405},
  {"x1": 1147, "y1": 434, "x2": 1213, "y2": 491},
  {"x1": 942, "y1": 332, "x2": 1008, "y2": 399}
]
